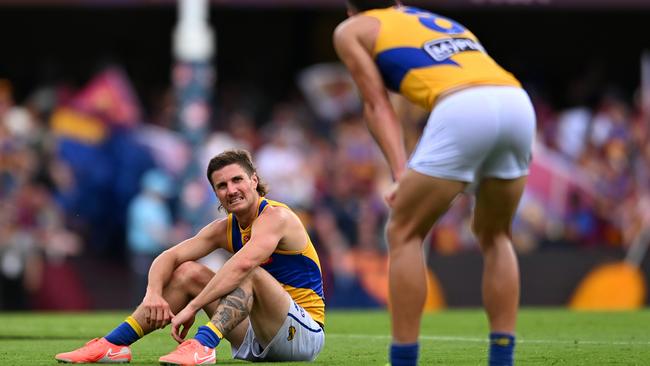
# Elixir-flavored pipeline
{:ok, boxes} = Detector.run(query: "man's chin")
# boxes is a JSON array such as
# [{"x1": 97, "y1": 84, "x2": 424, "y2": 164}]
[{"x1": 227, "y1": 201, "x2": 247, "y2": 213}]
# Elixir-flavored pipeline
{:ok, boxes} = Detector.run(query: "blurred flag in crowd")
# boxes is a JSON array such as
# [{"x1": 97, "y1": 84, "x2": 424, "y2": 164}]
[
  {"x1": 50, "y1": 67, "x2": 141, "y2": 144},
  {"x1": 72, "y1": 67, "x2": 141, "y2": 126}
]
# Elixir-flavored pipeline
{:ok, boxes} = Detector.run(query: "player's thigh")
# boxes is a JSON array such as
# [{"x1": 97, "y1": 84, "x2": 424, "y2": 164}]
[
  {"x1": 472, "y1": 177, "x2": 527, "y2": 238},
  {"x1": 248, "y1": 267, "x2": 293, "y2": 344},
  {"x1": 224, "y1": 317, "x2": 251, "y2": 350},
  {"x1": 390, "y1": 169, "x2": 466, "y2": 241}
]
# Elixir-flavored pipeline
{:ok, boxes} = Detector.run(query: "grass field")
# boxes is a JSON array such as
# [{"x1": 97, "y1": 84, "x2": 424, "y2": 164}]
[{"x1": 1, "y1": 309, "x2": 649, "y2": 365}]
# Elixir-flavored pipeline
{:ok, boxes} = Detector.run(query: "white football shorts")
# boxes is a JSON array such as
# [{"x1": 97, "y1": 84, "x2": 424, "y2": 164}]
[
  {"x1": 231, "y1": 300, "x2": 324, "y2": 362},
  {"x1": 408, "y1": 85, "x2": 536, "y2": 184}
]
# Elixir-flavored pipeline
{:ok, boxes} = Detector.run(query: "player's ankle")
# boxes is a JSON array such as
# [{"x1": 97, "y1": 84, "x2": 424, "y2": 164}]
[
  {"x1": 389, "y1": 342, "x2": 419, "y2": 366},
  {"x1": 194, "y1": 324, "x2": 222, "y2": 349},
  {"x1": 104, "y1": 317, "x2": 143, "y2": 346},
  {"x1": 489, "y1": 332, "x2": 515, "y2": 366}
]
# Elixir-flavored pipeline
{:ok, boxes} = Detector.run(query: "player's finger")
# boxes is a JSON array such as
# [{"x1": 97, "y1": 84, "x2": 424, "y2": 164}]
[
  {"x1": 144, "y1": 307, "x2": 151, "y2": 325},
  {"x1": 171, "y1": 323, "x2": 182, "y2": 343},
  {"x1": 151, "y1": 307, "x2": 158, "y2": 328},
  {"x1": 384, "y1": 190, "x2": 396, "y2": 208},
  {"x1": 175, "y1": 327, "x2": 185, "y2": 343},
  {"x1": 163, "y1": 308, "x2": 171, "y2": 326},
  {"x1": 155, "y1": 307, "x2": 164, "y2": 329},
  {"x1": 167, "y1": 310, "x2": 175, "y2": 326},
  {"x1": 180, "y1": 324, "x2": 190, "y2": 340}
]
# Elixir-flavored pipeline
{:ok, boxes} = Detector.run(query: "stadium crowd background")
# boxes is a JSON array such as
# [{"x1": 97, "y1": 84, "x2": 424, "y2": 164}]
[{"x1": 1, "y1": 1, "x2": 649, "y2": 310}]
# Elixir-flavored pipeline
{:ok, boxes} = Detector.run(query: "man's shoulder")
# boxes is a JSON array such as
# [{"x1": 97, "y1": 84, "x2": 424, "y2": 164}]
[
  {"x1": 257, "y1": 201, "x2": 307, "y2": 236},
  {"x1": 334, "y1": 15, "x2": 376, "y2": 37},
  {"x1": 333, "y1": 17, "x2": 355, "y2": 45},
  {"x1": 334, "y1": 15, "x2": 380, "y2": 54},
  {"x1": 258, "y1": 202, "x2": 291, "y2": 223}
]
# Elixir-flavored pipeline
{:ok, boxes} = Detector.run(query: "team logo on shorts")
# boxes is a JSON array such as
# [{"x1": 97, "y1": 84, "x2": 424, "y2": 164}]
[{"x1": 287, "y1": 326, "x2": 296, "y2": 341}]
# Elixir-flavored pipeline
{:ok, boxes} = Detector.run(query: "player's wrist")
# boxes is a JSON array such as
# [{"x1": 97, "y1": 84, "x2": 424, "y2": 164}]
[
  {"x1": 145, "y1": 285, "x2": 162, "y2": 296},
  {"x1": 187, "y1": 300, "x2": 201, "y2": 313}
]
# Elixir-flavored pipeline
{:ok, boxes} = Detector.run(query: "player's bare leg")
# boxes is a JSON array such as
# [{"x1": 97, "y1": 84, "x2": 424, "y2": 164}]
[
  {"x1": 472, "y1": 177, "x2": 525, "y2": 333},
  {"x1": 207, "y1": 267, "x2": 291, "y2": 348},
  {"x1": 159, "y1": 267, "x2": 292, "y2": 365},
  {"x1": 55, "y1": 261, "x2": 220, "y2": 364},
  {"x1": 128, "y1": 262, "x2": 220, "y2": 335},
  {"x1": 386, "y1": 170, "x2": 465, "y2": 344},
  {"x1": 472, "y1": 176, "x2": 527, "y2": 365}
]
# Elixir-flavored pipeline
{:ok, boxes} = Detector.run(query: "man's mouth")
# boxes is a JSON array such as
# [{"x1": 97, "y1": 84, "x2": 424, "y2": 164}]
[{"x1": 229, "y1": 196, "x2": 244, "y2": 205}]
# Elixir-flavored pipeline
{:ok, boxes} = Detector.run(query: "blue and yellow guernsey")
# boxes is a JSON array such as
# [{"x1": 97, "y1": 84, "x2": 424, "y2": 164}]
[
  {"x1": 363, "y1": 6, "x2": 521, "y2": 110},
  {"x1": 226, "y1": 198, "x2": 325, "y2": 326}
]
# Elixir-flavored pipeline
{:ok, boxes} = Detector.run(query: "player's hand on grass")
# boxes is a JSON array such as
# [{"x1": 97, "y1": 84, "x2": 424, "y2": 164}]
[
  {"x1": 171, "y1": 306, "x2": 197, "y2": 343},
  {"x1": 142, "y1": 292, "x2": 175, "y2": 330}
]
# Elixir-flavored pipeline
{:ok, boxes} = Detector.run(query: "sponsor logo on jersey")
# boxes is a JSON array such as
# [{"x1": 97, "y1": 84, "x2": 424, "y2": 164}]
[{"x1": 423, "y1": 37, "x2": 485, "y2": 61}]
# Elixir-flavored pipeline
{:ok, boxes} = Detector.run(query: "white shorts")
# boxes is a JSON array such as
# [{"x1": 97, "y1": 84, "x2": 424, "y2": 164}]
[
  {"x1": 408, "y1": 86, "x2": 536, "y2": 184},
  {"x1": 231, "y1": 300, "x2": 324, "y2": 362}
]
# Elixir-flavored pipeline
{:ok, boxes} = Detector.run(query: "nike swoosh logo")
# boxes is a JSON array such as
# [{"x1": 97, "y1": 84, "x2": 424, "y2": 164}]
[
  {"x1": 194, "y1": 352, "x2": 215, "y2": 363},
  {"x1": 106, "y1": 348, "x2": 130, "y2": 359}
]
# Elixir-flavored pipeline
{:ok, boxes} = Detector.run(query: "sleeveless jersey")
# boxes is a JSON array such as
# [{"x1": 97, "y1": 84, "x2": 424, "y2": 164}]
[
  {"x1": 363, "y1": 6, "x2": 521, "y2": 110},
  {"x1": 225, "y1": 198, "x2": 325, "y2": 325}
]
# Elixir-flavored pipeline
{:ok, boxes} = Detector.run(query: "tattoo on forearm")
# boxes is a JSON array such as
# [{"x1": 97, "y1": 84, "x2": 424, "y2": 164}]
[{"x1": 211, "y1": 287, "x2": 253, "y2": 335}]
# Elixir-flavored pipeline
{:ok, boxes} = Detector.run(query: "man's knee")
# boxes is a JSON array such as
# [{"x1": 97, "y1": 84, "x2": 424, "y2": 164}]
[
  {"x1": 246, "y1": 267, "x2": 289, "y2": 308},
  {"x1": 473, "y1": 225, "x2": 511, "y2": 252},
  {"x1": 170, "y1": 261, "x2": 212, "y2": 288},
  {"x1": 247, "y1": 267, "x2": 270, "y2": 291},
  {"x1": 386, "y1": 217, "x2": 421, "y2": 249}
]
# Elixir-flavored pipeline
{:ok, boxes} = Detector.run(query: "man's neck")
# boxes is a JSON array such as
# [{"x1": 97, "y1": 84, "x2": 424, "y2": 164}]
[{"x1": 234, "y1": 197, "x2": 261, "y2": 229}]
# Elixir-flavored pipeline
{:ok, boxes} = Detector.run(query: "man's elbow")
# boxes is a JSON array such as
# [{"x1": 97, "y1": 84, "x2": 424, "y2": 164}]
[
  {"x1": 154, "y1": 249, "x2": 172, "y2": 264},
  {"x1": 156, "y1": 245, "x2": 189, "y2": 269}
]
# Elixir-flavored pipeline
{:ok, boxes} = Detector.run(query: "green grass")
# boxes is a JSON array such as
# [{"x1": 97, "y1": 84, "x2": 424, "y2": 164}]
[{"x1": 0, "y1": 309, "x2": 649, "y2": 365}]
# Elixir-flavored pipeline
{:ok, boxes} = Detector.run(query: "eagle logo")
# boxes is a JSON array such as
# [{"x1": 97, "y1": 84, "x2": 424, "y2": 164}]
[{"x1": 287, "y1": 326, "x2": 296, "y2": 341}]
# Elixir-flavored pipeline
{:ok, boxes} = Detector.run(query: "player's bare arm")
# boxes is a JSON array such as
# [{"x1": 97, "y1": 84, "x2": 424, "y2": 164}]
[
  {"x1": 170, "y1": 206, "x2": 289, "y2": 341},
  {"x1": 141, "y1": 218, "x2": 228, "y2": 329},
  {"x1": 334, "y1": 16, "x2": 407, "y2": 181}
]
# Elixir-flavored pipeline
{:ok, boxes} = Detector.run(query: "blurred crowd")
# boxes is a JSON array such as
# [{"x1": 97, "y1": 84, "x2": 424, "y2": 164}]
[
  {"x1": 516, "y1": 87, "x2": 650, "y2": 252},
  {"x1": 1, "y1": 61, "x2": 649, "y2": 311}
]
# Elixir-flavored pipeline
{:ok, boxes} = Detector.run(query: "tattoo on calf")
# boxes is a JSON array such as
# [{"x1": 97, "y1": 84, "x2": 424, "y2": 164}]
[{"x1": 211, "y1": 287, "x2": 253, "y2": 334}]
